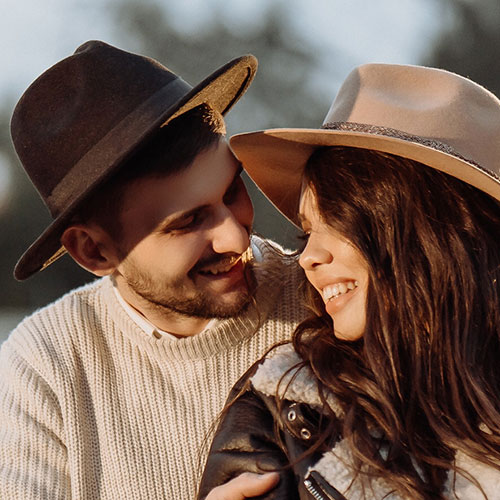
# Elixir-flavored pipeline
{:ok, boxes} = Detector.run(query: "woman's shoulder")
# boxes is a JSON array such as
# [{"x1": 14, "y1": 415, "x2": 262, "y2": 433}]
[
  {"x1": 250, "y1": 344, "x2": 302, "y2": 394},
  {"x1": 250, "y1": 344, "x2": 344, "y2": 419}
]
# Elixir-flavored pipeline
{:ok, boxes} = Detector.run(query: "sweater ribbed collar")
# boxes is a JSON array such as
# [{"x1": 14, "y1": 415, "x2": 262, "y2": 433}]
[{"x1": 101, "y1": 238, "x2": 290, "y2": 361}]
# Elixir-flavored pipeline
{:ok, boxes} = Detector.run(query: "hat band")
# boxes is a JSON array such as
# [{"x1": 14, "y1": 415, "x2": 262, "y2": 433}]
[
  {"x1": 40, "y1": 245, "x2": 67, "y2": 272},
  {"x1": 322, "y1": 121, "x2": 500, "y2": 183},
  {"x1": 46, "y1": 77, "x2": 192, "y2": 217}
]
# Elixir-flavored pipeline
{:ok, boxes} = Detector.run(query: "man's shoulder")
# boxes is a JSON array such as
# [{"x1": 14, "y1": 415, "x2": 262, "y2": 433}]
[
  {"x1": 252, "y1": 236, "x2": 308, "y2": 321},
  {"x1": 4, "y1": 277, "x2": 110, "y2": 350},
  {"x1": 253, "y1": 236, "x2": 303, "y2": 285},
  {"x1": 27, "y1": 277, "x2": 107, "y2": 318},
  {"x1": 252, "y1": 235, "x2": 300, "y2": 267}
]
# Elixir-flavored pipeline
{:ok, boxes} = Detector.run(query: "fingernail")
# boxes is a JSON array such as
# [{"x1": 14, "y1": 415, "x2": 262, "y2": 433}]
[{"x1": 258, "y1": 472, "x2": 278, "y2": 479}]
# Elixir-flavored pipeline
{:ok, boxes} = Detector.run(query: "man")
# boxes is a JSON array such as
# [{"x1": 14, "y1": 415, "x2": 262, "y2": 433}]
[{"x1": 0, "y1": 41, "x2": 307, "y2": 499}]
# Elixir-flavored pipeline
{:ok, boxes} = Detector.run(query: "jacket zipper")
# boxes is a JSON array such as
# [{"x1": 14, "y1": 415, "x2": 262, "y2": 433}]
[
  {"x1": 303, "y1": 472, "x2": 348, "y2": 500},
  {"x1": 304, "y1": 476, "x2": 327, "y2": 500}
]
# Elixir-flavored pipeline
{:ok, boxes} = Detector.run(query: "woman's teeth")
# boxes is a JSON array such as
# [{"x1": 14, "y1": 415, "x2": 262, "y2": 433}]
[{"x1": 322, "y1": 281, "x2": 358, "y2": 302}]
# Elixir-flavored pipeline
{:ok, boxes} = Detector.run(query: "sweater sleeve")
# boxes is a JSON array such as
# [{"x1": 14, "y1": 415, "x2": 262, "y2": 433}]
[
  {"x1": 197, "y1": 379, "x2": 300, "y2": 500},
  {"x1": 0, "y1": 340, "x2": 70, "y2": 499}
]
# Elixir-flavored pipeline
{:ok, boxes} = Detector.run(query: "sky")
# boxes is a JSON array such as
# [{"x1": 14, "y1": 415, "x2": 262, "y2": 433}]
[
  {"x1": 0, "y1": 0, "x2": 448, "y2": 326},
  {"x1": 1, "y1": 0, "x2": 444, "y2": 102},
  {"x1": 0, "y1": 0, "x2": 447, "y2": 209}
]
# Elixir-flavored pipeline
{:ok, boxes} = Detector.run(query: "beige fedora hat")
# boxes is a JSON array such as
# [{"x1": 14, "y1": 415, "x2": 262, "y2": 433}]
[{"x1": 230, "y1": 63, "x2": 500, "y2": 226}]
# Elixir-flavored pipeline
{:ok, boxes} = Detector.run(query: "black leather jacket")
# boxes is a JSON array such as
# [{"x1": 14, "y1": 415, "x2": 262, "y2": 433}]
[
  {"x1": 197, "y1": 361, "x2": 347, "y2": 500},
  {"x1": 198, "y1": 346, "x2": 500, "y2": 499}
]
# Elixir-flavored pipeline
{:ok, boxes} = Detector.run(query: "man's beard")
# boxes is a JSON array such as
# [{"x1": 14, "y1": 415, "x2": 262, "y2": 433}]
[{"x1": 121, "y1": 255, "x2": 256, "y2": 320}]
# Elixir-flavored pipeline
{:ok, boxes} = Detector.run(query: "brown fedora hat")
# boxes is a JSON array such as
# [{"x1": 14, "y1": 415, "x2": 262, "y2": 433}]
[
  {"x1": 230, "y1": 63, "x2": 500, "y2": 226},
  {"x1": 12, "y1": 40, "x2": 257, "y2": 280}
]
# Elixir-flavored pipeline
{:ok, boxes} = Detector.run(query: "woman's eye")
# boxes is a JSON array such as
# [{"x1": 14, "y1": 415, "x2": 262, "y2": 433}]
[
  {"x1": 223, "y1": 177, "x2": 243, "y2": 205},
  {"x1": 297, "y1": 232, "x2": 310, "y2": 250}
]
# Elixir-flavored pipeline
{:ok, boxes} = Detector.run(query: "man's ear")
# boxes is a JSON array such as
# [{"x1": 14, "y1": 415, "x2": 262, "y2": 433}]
[{"x1": 61, "y1": 223, "x2": 120, "y2": 276}]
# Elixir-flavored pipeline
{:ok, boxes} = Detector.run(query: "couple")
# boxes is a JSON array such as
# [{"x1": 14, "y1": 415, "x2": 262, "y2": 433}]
[{"x1": 2, "y1": 41, "x2": 500, "y2": 500}]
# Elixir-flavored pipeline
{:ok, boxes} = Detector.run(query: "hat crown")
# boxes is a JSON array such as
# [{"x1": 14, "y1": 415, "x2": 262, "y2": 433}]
[
  {"x1": 11, "y1": 41, "x2": 184, "y2": 205},
  {"x1": 325, "y1": 63, "x2": 500, "y2": 172}
]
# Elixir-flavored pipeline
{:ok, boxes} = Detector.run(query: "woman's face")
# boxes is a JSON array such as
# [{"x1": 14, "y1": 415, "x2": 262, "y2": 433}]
[{"x1": 298, "y1": 185, "x2": 369, "y2": 341}]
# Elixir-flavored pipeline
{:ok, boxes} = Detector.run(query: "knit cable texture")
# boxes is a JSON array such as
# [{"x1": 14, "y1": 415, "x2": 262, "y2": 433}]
[{"x1": 0, "y1": 238, "x2": 307, "y2": 500}]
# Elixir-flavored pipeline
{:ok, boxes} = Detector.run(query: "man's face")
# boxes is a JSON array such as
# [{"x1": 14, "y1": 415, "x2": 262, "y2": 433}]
[{"x1": 112, "y1": 139, "x2": 254, "y2": 322}]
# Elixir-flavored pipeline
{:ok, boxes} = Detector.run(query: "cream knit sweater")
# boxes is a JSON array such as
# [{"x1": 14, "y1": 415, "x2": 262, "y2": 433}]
[{"x1": 0, "y1": 241, "x2": 307, "y2": 499}]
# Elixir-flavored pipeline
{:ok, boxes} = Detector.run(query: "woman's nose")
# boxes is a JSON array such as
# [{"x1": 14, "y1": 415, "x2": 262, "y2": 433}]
[{"x1": 299, "y1": 237, "x2": 334, "y2": 271}]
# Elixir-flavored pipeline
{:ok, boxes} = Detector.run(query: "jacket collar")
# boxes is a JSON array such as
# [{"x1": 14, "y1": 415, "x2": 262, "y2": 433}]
[
  {"x1": 251, "y1": 343, "x2": 344, "y2": 418},
  {"x1": 251, "y1": 344, "x2": 500, "y2": 499}
]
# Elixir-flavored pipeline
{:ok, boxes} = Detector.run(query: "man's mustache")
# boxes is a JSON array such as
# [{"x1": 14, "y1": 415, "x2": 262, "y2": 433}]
[
  {"x1": 192, "y1": 253, "x2": 242, "y2": 273},
  {"x1": 191, "y1": 246, "x2": 254, "y2": 274}
]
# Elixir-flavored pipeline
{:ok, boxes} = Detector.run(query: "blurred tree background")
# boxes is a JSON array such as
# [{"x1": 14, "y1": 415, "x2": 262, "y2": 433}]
[
  {"x1": 425, "y1": 0, "x2": 500, "y2": 96},
  {"x1": 0, "y1": 0, "x2": 328, "y2": 316},
  {"x1": 1, "y1": 0, "x2": 500, "y2": 329}
]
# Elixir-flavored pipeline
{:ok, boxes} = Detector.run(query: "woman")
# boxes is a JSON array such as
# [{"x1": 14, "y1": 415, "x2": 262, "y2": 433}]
[{"x1": 198, "y1": 63, "x2": 500, "y2": 499}]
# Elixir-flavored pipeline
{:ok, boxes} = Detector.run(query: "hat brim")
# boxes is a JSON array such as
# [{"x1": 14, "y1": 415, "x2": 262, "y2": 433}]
[
  {"x1": 15, "y1": 55, "x2": 257, "y2": 280},
  {"x1": 230, "y1": 128, "x2": 500, "y2": 226}
]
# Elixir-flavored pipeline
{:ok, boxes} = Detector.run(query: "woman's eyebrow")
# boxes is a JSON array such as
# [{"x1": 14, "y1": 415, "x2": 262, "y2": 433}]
[{"x1": 297, "y1": 213, "x2": 308, "y2": 225}]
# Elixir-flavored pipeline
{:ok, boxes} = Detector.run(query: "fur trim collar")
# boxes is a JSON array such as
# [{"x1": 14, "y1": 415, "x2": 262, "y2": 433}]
[
  {"x1": 311, "y1": 447, "x2": 500, "y2": 499},
  {"x1": 251, "y1": 345, "x2": 500, "y2": 499},
  {"x1": 251, "y1": 343, "x2": 344, "y2": 418}
]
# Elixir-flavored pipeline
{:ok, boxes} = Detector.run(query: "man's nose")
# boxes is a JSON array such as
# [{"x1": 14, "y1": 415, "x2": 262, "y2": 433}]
[{"x1": 210, "y1": 207, "x2": 250, "y2": 255}]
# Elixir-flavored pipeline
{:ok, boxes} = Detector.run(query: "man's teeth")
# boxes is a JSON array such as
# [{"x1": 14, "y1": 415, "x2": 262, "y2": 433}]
[
  {"x1": 322, "y1": 281, "x2": 358, "y2": 302},
  {"x1": 201, "y1": 260, "x2": 238, "y2": 275}
]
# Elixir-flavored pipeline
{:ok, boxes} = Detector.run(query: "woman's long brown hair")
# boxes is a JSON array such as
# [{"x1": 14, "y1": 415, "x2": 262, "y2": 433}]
[{"x1": 288, "y1": 146, "x2": 500, "y2": 498}]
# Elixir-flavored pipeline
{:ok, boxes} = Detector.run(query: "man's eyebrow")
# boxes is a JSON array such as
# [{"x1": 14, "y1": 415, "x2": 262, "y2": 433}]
[
  {"x1": 157, "y1": 205, "x2": 208, "y2": 232},
  {"x1": 158, "y1": 163, "x2": 244, "y2": 232}
]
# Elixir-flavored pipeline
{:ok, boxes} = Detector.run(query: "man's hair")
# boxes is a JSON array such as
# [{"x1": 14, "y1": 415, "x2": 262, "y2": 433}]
[
  {"x1": 287, "y1": 146, "x2": 500, "y2": 498},
  {"x1": 73, "y1": 103, "x2": 226, "y2": 238}
]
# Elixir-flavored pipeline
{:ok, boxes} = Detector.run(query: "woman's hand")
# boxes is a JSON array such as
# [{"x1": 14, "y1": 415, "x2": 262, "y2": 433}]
[{"x1": 204, "y1": 472, "x2": 279, "y2": 500}]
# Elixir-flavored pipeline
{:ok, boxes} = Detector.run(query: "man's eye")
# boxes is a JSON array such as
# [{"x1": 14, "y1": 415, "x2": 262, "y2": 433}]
[
  {"x1": 167, "y1": 213, "x2": 202, "y2": 233},
  {"x1": 179, "y1": 215, "x2": 196, "y2": 229}
]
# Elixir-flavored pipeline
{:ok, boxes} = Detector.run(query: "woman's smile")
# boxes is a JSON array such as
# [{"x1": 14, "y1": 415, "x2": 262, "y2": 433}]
[
  {"x1": 322, "y1": 280, "x2": 359, "y2": 317},
  {"x1": 322, "y1": 280, "x2": 358, "y2": 301},
  {"x1": 298, "y1": 186, "x2": 369, "y2": 341}
]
